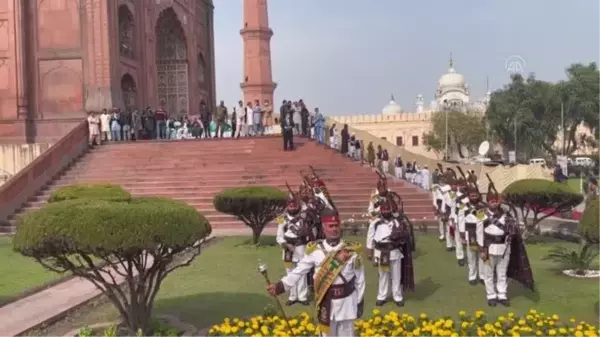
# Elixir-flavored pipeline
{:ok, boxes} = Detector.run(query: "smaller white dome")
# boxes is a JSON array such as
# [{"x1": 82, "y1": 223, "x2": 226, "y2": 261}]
[{"x1": 382, "y1": 95, "x2": 402, "y2": 115}]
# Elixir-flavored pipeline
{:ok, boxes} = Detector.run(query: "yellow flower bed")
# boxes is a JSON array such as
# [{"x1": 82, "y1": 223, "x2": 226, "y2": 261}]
[{"x1": 207, "y1": 309, "x2": 599, "y2": 337}]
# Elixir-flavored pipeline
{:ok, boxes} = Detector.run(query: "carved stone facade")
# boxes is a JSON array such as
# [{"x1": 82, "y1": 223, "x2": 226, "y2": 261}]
[
  {"x1": 240, "y1": 0, "x2": 276, "y2": 106},
  {"x1": 0, "y1": 0, "x2": 216, "y2": 143}
]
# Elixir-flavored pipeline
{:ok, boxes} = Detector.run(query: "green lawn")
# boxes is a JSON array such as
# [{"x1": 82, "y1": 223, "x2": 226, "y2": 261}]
[
  {"x1": 146, "y1": 235, "x2": 600, "y2": 328},
  {"x1": 0, "y1": 236, "x2": 61, "y2": 302}
]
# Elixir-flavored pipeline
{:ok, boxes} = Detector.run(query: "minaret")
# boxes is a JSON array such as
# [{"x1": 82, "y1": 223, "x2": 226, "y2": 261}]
[{"x1": 240, "y1": 0, "x2": 277, "y2": 105}]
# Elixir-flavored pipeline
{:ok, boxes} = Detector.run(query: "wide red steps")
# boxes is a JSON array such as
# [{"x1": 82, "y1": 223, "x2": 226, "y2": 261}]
[{"x1": 2, "y1": 137, "x2": 435, "y2": 233}]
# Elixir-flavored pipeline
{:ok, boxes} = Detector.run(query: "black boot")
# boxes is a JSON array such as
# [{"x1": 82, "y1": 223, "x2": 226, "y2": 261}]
[
  {"x1": 298, "y1": 300, "x2": 310, "y2": 306},
  {"x1": 458, "y1": 259, "x2": 465, "y2": 266},
  {"x1": 375, "y1": 300, "x2": 386, "y2": 306},
  {"x1": 498, "y1": 299, "x2": 510, "y2": 307},
  {"x1": 394, "y1": 300, "x2": 405, "y2": 307},
  {"x1": 286, "y1": 300, "x2": 297, "y2": 306},
  {"x1": 469, "y1": 280, "x2": 478, "y2": 286},
  {"x1": 487, "y1": 299, "x2": 497, "y2": 307}
]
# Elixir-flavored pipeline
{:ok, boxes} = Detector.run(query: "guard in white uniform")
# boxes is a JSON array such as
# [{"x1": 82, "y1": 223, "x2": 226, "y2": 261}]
[
  {"x1": 454, "y1": 193, "x2": 468, "y2": 266},
  {"x1": 366, "y1": 199, "x2": 415, "y2": 307},
  {"x1": 367, "y1": 171, "x2": 402, "y2": 219},
  {"x1": 477, "y1": 181, "x2": 535, "y2": 307},
  {"x1": 440, "y1": 170, "x2": 458, "y2": 251},
  {"x1": 432, "y1": 180, "x2": 446, "y2": 241},
  {"x1": 276, "y1": 194, "x2": 311, "y2": 305},
  {"x1": 268, "y1": 208, "x2": 365, "y2": 337}
]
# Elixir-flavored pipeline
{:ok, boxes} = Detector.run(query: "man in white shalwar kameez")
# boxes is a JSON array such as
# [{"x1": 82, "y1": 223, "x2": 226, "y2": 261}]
[{"x1": 420, "y1": 165, "x2": 430, "y2": 191}]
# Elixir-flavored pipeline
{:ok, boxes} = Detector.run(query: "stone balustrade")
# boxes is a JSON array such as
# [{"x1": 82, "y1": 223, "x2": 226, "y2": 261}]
[{"x1": 0, "y1": 121, "x2": 89, "y2": 226}]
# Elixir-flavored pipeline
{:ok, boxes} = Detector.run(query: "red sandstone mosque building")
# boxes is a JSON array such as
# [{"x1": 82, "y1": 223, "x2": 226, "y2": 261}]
[{"x1": 0, "y1": 0, "x2": 276, "y2": 143}]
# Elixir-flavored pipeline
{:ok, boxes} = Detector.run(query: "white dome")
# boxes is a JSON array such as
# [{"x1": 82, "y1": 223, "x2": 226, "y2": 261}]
[
  {"x1": 438, "y1": 67, "x2": 466, "y2": 89},
  {"x1": 382, "y1": 95, "x2": 402, "y2": 115}
]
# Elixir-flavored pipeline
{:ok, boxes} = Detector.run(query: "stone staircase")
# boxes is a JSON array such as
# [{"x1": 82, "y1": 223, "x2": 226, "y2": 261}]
[{"x1": 1, "y1": 137, "x2": 435, "y2": 233}]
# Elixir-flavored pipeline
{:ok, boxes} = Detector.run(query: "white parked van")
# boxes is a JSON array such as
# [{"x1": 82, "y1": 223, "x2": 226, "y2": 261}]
[
  {"x1": 574, "y1": 157, "x2": 594, "y2": 167},
  {"x1": 528, "y1": 158, "x2": 547, "y2": 166}
]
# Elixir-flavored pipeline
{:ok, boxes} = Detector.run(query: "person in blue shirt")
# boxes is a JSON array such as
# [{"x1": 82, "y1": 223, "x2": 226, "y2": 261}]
[{"x1": 313, "y1": 107, "x2": 325, "y2": 145}]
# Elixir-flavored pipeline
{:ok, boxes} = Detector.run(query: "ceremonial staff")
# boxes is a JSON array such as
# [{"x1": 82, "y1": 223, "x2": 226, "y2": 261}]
[{"x1": 257, "y1": 260, "x2": 294, "y2": 334}]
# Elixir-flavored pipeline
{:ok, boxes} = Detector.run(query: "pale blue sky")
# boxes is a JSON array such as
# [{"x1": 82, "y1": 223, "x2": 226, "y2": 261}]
[{"x1": 213, "y1": 0, "x2": 599, "y2": 116}]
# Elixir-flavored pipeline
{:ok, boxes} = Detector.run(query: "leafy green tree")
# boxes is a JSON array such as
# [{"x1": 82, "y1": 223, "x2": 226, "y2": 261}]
[
  {"x1": 14, "y1": 197, "x2": 211, "y2": 335},
  {"x1": 555, "y1": 63, "x2": 600, "y2": 154},
  {"x1": 425, "y1": 109, "x2": 487, "y2": 159},
  {"x1": 502, "y1": 179, "x2": 583, "y2": 239},
  {"x1": 423, "y1": 131, "x2": 444, "y2": 158},
  {"x1": 213, "y1": 186, "x2": 287, "y2": 244},
  {"x1": 486, "y1": 74, "x2": 561, "y2": 160}
]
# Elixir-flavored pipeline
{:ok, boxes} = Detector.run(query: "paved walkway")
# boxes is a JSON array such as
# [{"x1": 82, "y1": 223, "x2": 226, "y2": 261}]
[{"x1": 0, "y1": 264, "x2": 128, "y2": 336}]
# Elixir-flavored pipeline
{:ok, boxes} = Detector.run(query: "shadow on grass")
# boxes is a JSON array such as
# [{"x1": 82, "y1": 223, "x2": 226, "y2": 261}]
[
  {"x1": 406, "y1": 277, "x2": 440, "y2": 302},
  {"x1": 235, "y1": 235, "x2": 278, "y2": 247},
  {"x1": 594, "y1": 301, "x2": 599, "y2": 316},
  {"x1": 508, "y1": 281, "x2": 541, "y2": 303},
  {"x1": 156, "y1": 292, "x2": 278, "y2": 329}
]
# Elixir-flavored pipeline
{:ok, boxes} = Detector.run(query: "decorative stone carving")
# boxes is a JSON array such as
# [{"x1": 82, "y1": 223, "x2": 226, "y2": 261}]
[{"x1": 118, "y1": 5, "x2": 135, "y2": 59}]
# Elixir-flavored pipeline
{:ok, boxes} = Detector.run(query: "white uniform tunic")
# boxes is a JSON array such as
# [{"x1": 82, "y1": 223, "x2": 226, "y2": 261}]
[
  {"x1": 441, "y1": 188, "x2": 457, "y2": 248},
  {"x1": 477, "y1": 213, "x2": 511, "y2": 300},
  {"x1": 366, "y1": 218, "x2": 404, "y2": 302},
  {"x1": 280, "y1": 239, "x2": 365, "y2": 337},
  {"x1": 463, "y1": 209, "x2": 487, "y2": 281},
  {"x1": 276, "y1": 214, "x2": 308, "y2": 301}
]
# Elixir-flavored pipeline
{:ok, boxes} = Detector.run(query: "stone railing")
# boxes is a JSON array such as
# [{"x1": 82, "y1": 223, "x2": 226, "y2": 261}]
[{"x1": 0, "y1": 121, "x2": 89, "y2": 225}]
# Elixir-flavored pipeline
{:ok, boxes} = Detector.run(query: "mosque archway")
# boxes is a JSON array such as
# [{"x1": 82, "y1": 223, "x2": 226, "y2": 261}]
[
  {"x1": 121, "y1": 74, "x2": 137, "y2": 110},
  {"x1": 155, "y1": 7, "x2": 189, "y2": 117}
]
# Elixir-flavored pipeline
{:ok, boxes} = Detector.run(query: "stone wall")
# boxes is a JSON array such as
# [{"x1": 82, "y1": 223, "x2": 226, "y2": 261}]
[
  {"x1": 0, "y1": 143, "x2": 52, "y2": 186},
  {"x1": 332, "y1": 112, "x2": 437, "y2": 159}
]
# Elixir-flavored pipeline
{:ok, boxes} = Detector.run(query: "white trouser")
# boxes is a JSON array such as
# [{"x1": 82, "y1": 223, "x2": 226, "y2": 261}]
[
  {"x1": 286, "y1": 265, "x2": 308, "y2": 301},
  {"x1": 446, "y1": 220, "x2": 455, "y2": 248},
  {"x1": 234, "y1": 124, "x2": 242, "y2": 138},
  {"x1": 481, "y1": 248, "x2": 511, "y2": 300},
  {"x1": 381, "y1": 161, "x2": 389, "y2": 174},
  {"x1": 438, "y1": 218, "x2": 445, "y2": 239},
  {"x1": 395, "y1": 167, "x2": 403, "y2": 179},
  {"x1": 330, "y1": 137, "x2": 337, "y2": 149},
  {"x1": 466, "y1": 249, "x2": 483, "y2": 281},
  {"x1": 377, "y1": 258, "x2": 403, "y2": 302},
  {"x1": 455, "y1": 233, "x2": 465, "y2": 260},
  {"x1": 320, "y1": 319, "x2": 355, "y2": 337}
]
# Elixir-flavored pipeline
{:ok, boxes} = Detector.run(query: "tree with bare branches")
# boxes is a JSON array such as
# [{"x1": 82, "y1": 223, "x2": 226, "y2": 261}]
[{"x1": 13, "y1": 195, "x2": 211, "y2": 334}]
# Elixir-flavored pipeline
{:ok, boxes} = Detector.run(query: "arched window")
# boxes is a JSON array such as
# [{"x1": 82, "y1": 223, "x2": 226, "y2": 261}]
[
  {"x1": 121, "y1": 74, "x2": 137, "y2": 110},
  {"x1": 118, "y1": 5, "x2": 135, "y2": 59},
  {"x1": 197, "y1": 53, "x2": 205, "y2": 84},
  {"x1": 155, "y1": 8, "x2": 189, "y2": 117}
]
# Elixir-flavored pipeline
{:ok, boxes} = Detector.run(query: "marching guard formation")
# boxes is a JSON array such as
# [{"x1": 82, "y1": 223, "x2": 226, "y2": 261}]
[{"x1": 267, "y1": 164, "x2": 536, "y2": 337}]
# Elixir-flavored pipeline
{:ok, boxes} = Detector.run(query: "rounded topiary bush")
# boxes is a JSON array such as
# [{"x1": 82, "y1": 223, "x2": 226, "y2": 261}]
[
  {"x1": 213, "y1": 186, "x2": 287, "y2": 244},
  {"x1": 48, "y1": 184, "x2": 132, "y2": 203},
  {"x1": 502, "y1": 178, "x2": 583, "y2": 208},
  {"x1": 13, "y1": 196, "x2": 211, "y2": 335},
  {"x1": 580, "y1": 198, "x2": 599, "y2": 244},
  {"x1": 213, "y1": 186, "x2": 287, "y2": 214},
  {"x1": 14, "y1": 197, "x2": 211, "y2": 256}
]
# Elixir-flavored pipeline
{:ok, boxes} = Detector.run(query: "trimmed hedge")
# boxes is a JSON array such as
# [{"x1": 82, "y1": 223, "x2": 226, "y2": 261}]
[
  {"x1": 502, "y1": 179, "x2": 583, "y2": 208},
  {"x1": 580, "y1": 198, "x2": 599, "y2": 243},
  {"x1": 213, "y1": 186, "x2": 287, "y2": 215},
  {"x1": 48, "y1": 184, "x2": 132, "y2": 203},
  {"x1": 13, "y1": 197, "x2": 211, "y2": 257}
]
